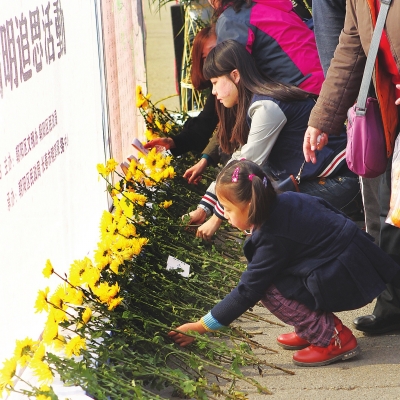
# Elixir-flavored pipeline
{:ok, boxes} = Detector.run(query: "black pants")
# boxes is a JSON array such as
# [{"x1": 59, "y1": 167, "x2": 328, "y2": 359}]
[{"x1": 373, "y1": 155, "x2": 400, "y2": 318}]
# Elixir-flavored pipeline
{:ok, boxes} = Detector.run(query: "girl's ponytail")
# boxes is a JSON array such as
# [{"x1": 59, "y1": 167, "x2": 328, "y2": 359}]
[{"x1": 248, "y1": 174, "x2": 272, "y2": 228}]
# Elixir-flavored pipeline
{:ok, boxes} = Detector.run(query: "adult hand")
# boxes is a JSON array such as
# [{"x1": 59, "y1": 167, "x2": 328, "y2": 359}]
[
  {"x1": 168, "y1": 321, "x2": 206, "y2": 347},
  {"x1": 143, "y1": 137, "x2": 176, "y2": 150},
  {"x1": 303, "y1": 126, "x2": 329, "y2": 164},
  {"x1": 196, "y1": 215, "x2": 223, "y2": 240},
  {"x1": 395, "y1": 84, "x2": 400, "y2": 105},
  {"x1": 183, "y1": 158, "x2": 208, "y2": 184}
]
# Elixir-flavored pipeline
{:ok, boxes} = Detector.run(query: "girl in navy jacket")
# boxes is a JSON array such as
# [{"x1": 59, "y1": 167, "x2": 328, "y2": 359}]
[{"x1": 169, "y1": 160, "x2": 400, "y2": 367}]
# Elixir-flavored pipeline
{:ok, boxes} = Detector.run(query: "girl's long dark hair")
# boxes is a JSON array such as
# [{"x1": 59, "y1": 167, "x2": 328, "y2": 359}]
[
  {"x1": 216, "y1": 160, "x2": 276, "y2": 229},
  {"x1": 203, "y1": 40, "x2": 311, "y2": 154}
]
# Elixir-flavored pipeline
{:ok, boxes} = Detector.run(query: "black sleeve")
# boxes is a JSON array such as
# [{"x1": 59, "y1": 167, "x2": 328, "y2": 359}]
[{"x1": 170, "y1": 93, "x2": 219, "y2": 156}]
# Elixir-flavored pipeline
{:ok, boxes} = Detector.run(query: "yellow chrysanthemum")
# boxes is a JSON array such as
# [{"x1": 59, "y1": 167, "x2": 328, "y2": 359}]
[
  {"x1": 64, "y1": 286, "x2": 84, "y2": 306},
  {"x1": 160, "y1": 200, "x2": 173, "y2": 209},
  {"x1": 36, "y1": 385, "x2": 52, "y2": 400},
  {"x1": 0, "y1": 357, "x2": 17, "y2": 389},
  {"x1": 93, "y1": 282, "x2": 120, "y2": 304},
  {"x1": 128, "y1": 158, "x2": 138, "y2": 173},
  {"x1": 51, "y1": 335, "x2": 66, "y2": 352},
  {"x1": 34, "y1": 287, "x2": 50, "y2": 314},
  {"x1": 49, "y1": 285, "x2": 66, "y2": 311},
  {"x1": 165, "y1": 155, "x2": 172, "y2": 165},
  {"x1": 119, "y1": 223, "x2": 137, "y2": 238},
  {"x1": 81, "y1": 266, "x2": 101, "y2": 289},
  {"x1": 155, "y1": 120, "x2": 163, "y2": 131},
  {"x1": 145, "y1": 129, "x2": 158, "y2": 141},
  {"x1": 155, "y1": 158, "x2": 166, "y2": 169},
  {"x1": 136, "y1": 85, "x2": 151, "y2": 109},
  {"x1": 150, "y1": 171, "x2": 164, "y2": 183},
  {"x1": 127, "y1": 192, "x2": 147, "y2": 206},
  {"x1": 131, "y1": 237, "x2": 149, "y2": 256},
  {"x1": 107, "y1": 258, "x2": 119, "y2": 275},
  {"x1": 164, "y1": 166, "x2": 176, "y2": 179},
  {"x1": 36, "y1": 395, "x2": 51, "y2": 400},
  {"x1": 108, "y1": 297, "x2": 123, "y2": 311},
  {"x1": 106, "y1": 158, "x2": 119, "y2": 172},
  {"x1": 30, "y1": 359, "x2": 53, "y2": 384},
  {"x1": 68, "y1": 260, "x2": 86, "y2": 287},
  {"x1": 42, "y1": 315, "x2": 59, "y2": 344},
  {"x1": 159, "y1": 104, "x2": 166, "y2": 113},
  {"x1": 100, "y1": 211, "x2": 114, "y2": 236},
  {"x1": 94, "y1": 241, "x2": 112, "y2": 270},
  {"x1": 121, "y1": 202, "x2": 135, "y2": 220},
  {"x1": 164, "y1": 122, "x2": 172, "y2": 133},
  {"x1": 96, "y1": 163, "x2": 108, "y2": 177},
  {"x1": 33, "y1": 343, "x2": 46, "y2": 361},
  {"x1": 65, "y1": 336, "x2": 86, "y2": 357},
  {"x1": 14, "y1": 337, "x2": 39, "y2": 367},
  {"x1": 42, "y1": 259, "x2": 54, "y2": 278},
  {"x1": 81, "y1": 308, "x2": 92, "y2": 324}
]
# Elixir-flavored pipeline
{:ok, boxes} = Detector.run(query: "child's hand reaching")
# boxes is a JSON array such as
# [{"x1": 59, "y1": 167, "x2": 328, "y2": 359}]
[
  {"x1": 168, "y1": 321, "x2": 207, "y2": 347},
  {"x1": 196, "y1": 215, "x2": 223, "y2": 240}
]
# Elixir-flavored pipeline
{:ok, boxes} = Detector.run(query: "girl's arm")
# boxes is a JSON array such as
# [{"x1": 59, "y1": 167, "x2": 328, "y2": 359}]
[
  {"x1": 194, "y1": 100, "x2": 287, "y2": 229},
  {"x1": 169, "y1": 93, "x2": 219, "y2": 156},
  {"x1": 168, "y1": 312, "x2": 224, "y2": 347},
  {"x1": 232, "y1": 99, "x2": 287, "y2": 165},
  {"x1": 168, "y1": 321, "x2": 207, "y2": 347}
]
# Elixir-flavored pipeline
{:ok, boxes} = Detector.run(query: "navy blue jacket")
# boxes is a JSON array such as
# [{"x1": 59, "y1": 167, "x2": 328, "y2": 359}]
[
  {"x1": 211, "y1": 192, "x2": 400, "y2": 326},
  {"x1": 250, "y1": 94, "x2": 350, "y2": 181}
]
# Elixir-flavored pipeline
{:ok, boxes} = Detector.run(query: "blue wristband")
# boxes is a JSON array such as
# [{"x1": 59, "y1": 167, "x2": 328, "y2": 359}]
[
  {"x1": 201, "y1": 312, "x2": 225, "y2": 331},
  {"x1": 200, "y1": 154, "x2": 211, "y2": 165}
]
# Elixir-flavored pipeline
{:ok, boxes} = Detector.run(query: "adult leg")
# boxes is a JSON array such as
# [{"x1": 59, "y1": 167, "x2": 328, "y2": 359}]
[
  {"x1": 312, "y1": 0, "x2": 347, "y2": 75},
  {"x1": 360, "y1": 176, "x2": 382, "y2": 244},
  {"x1": 354, "y1": 157, "x2": 400, "y2": 333}
]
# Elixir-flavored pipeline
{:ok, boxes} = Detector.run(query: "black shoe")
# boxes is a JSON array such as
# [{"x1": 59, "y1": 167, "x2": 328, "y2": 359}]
[{"x1": 353, "y1": 314, "x2": 400, "y2": 335}]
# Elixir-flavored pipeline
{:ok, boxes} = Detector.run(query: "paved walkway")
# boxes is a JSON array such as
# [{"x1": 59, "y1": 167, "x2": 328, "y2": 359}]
[{"x1": 230, "y1": 302, "x2": 400, "y2": 399}]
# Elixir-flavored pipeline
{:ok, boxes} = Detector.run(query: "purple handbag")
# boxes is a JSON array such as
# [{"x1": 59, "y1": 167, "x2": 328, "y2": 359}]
[
  {"x1": 345, "y1": 0, "x2": 391, "y2": 178},
  {"x1": 346, "y1": 97, "x2": 387, "y2": 178}
]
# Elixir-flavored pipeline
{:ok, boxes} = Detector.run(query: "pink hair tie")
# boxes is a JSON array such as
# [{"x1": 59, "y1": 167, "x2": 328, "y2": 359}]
[
  {"x1": 248, "y1": 174, "x2": 256, "y2": 181},
  {"x1": 231, "y1": 167, "x2": 240, "y2": 182}
]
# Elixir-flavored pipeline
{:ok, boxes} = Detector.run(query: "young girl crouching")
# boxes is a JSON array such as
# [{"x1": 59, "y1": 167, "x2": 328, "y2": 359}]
[{"x1": 169, "y1": 160, "x2": 400, "y2": 367}]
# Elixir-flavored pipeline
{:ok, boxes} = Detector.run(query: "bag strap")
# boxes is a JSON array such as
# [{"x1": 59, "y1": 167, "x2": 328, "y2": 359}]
[
  {"x1": 356, "y1": 0, "x2": 392, "y2": 115},
  {"x1": 295, "y1": 160, "x2": 306, "y2": 184}
]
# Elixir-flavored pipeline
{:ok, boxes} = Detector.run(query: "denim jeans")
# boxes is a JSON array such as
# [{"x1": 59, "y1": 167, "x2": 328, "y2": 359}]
[
  {"x1": 313, "y1": 0, "x2": 346, "y2": 75},
  {"x1": 298, "y1": 175, "x2": 362, "y2": 217}
]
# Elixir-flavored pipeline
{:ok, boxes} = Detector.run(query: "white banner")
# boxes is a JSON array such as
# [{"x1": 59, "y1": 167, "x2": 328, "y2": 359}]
[{"x1": 0, "y1": 0, "x2": 109, "y2": 362}]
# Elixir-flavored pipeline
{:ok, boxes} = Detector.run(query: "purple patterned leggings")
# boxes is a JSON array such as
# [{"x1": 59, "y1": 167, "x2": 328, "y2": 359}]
[{"x1": 260, "y1": 285, "x2": 336, "y2": 347}]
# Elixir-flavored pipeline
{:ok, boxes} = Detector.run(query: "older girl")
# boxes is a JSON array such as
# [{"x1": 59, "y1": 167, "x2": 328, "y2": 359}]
[
  {"x1": 169, "y1": 160, "x2": 400, "y2": 367},
  {"x1": 190, "y1": 40, "x2": 360, "y2": 240}
]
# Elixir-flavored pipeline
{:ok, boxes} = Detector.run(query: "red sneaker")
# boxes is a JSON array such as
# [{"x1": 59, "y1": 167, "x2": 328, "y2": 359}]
[
  {"x1": 277, "y1": 332, "x2": 310, "y2": 350},
  {"x1": 292, "y1": 317, "x2": 360, "y2": 367}
]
